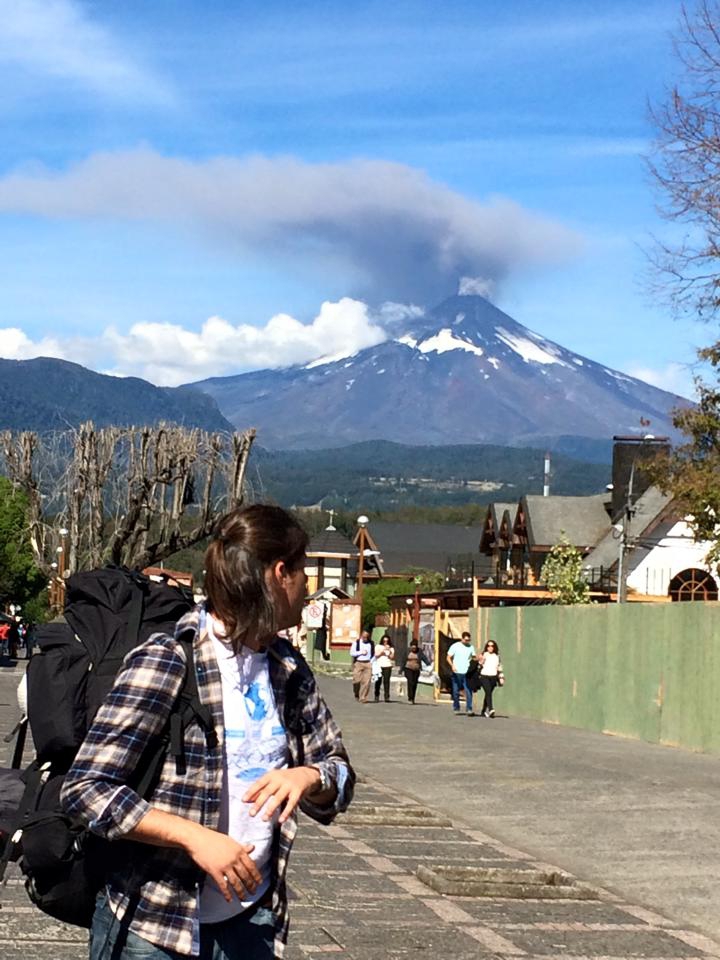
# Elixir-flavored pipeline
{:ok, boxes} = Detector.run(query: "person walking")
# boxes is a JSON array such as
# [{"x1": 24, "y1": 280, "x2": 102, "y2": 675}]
[
  {"x1": 373, "y1": 634, "x2": 395, "y2": 702},
  {"x1": 446, "y1": 631, "x2": 477, "y2": 716},
  {"x1": 350, "y1": 629, "x2": 374, "y2": 703},
  {"x1": 0, "y1": 621, "x2": 9, "y2": 660},
  {"x1": 478, "y1": 639, "x2": 504, "y2": 718},
  {"x1": 60, "y1": 503, "x2": 355, "y2": 960},
  {"x1": 402, "y1": 640, "x2": 428, "y2": 704}
]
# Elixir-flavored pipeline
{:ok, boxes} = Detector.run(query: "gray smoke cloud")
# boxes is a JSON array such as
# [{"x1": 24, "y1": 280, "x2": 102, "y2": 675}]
[{"x1": 0, "y1": 148, "x2": 581, "y2": 303}]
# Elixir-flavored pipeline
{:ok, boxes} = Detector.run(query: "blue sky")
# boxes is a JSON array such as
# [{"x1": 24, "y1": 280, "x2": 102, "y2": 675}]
[{"x1": 0, "y1": 0, "x2": 707, "y2": 395}]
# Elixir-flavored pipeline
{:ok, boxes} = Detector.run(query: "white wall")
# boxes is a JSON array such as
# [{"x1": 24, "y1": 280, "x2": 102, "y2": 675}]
[{"x1": 626, "y1": 519, "x2": 718, "y2": 596}]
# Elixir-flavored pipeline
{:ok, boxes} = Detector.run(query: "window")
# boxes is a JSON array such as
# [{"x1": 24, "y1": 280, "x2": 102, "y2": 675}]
[{"x1": 668, "y1": 568, "x2": 718, "y2": 602}]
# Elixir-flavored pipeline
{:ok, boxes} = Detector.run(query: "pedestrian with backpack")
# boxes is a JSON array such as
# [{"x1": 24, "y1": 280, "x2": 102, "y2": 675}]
[{"x1": 59, "y1": 504, "x2": 355, "y2": 960}]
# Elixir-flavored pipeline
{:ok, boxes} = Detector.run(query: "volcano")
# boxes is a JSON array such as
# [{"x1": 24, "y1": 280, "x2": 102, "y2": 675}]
[{"x1": 189, "y1": 295, "x2": 687, "y2": 452}]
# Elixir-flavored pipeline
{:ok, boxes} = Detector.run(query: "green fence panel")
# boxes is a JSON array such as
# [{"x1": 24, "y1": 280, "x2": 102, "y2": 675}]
[{"x1": 472, "y1": 602, "x2": 720, "y2": 754}]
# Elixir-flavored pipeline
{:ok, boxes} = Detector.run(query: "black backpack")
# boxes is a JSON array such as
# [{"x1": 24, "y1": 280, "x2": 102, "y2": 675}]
[{"x1": 0, "y1": 566, "x2": 216, "y2": 928}]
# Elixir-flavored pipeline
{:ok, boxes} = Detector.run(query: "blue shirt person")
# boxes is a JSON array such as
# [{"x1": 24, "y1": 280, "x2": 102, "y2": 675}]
[{"x1": 446, "y1": 632, "x2": 477, "y2": 716}]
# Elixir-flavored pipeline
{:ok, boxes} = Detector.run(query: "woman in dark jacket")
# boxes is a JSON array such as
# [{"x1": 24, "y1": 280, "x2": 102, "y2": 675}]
[{"x1": 402, "y1": 640, "x2": 429, "y2": 704}]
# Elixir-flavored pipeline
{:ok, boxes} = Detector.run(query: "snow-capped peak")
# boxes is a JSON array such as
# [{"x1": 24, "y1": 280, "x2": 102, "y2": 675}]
[
  {"x1": 305, "y1": 349, "x2": 357, "y2": 369},
  {"x1": 416, "y1": 328, "x2": 484, "y2": 358},
  {"x1": 494, "y1": 327, "x2": 568, "y2": 367}
]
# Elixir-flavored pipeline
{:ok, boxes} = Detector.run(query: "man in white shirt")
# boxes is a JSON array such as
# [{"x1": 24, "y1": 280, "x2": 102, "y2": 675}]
[
  {"x1": 446, "y1": 631, "x2": 477, "y2": 716},
  {"x1": 350, "y1": 630, "x2": 374, "y2": 703}
]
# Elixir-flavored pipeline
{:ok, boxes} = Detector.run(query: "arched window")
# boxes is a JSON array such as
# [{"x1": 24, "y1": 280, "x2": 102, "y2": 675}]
[{"x1": 668, "y1": 568, "x2": 718, "y2": 602}]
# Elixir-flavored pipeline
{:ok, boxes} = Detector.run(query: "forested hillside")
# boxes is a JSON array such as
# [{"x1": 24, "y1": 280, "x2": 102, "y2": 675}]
[{"x1": 247, "y1": 440, "x2": 608, "y2": 511}]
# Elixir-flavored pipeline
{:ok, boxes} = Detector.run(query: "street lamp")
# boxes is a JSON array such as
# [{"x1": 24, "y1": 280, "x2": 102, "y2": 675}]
[
  {"x1": 54, "y1": 527, "x2": 69, "y2": 611},
  {"x1": 356, "y1": 515, "x2": 369, "y2": 608}
]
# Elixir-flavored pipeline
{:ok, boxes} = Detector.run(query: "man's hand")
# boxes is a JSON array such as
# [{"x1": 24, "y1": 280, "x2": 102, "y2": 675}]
[
  {"x1": 243, "y1": 767, "x2": 323, "y2": 825},
  {"x1": 125, "y1": 810, "x2": 262, "y2": 903},
  {"x1": 184, "y1": 825, "x2": 262, "y2": 902}
]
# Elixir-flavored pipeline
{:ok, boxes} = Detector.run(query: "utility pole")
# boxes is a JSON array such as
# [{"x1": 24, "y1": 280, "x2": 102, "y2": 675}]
[
  {"x1": 616, "y1": 465, "x2": 636, "y2": 604},
  {"x1": 412, "y1": 576, "x2": 421, "y2": 643}
]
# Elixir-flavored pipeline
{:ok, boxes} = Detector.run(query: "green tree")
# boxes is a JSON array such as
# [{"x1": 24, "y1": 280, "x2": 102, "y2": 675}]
[
  {"x1": 0, "y1": 477, "x2": 46, "y2": 607},
  {"x1": 648, "y1": 346, "x2": 720, "y2": 568},
  {"x1": 402, "y1": 567, "x2": 445, "y2": 591},
  {"x1": 540, "y1": 534, "x2": 590, "y2": 605},
  {"x1": 360, "y1": 578, "x2": 414, "y2": 628}
]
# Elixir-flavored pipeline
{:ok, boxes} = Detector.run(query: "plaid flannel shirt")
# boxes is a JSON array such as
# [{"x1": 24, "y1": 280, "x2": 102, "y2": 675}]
[{"x1": 60, "y1": 604, "x2": 355, "y2": 958}]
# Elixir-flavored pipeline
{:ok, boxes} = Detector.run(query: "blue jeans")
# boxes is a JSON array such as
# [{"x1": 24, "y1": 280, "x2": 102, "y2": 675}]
[
  {"x1": 451, "y1": 672, "x2": 473, "y2": 713},
  {"x1": 90, "y1": 895, "x2": 275, "y2": 960}
]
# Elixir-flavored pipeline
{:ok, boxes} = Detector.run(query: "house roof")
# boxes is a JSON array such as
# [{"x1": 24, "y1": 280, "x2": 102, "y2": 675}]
[
  {"x1": 307, "y1": 528, "x2": 357, "y2": 557},
  {"x1": 520, "y1": 494, "x2": 610, "y2": 550},
  {"x1": 480, "y1": 502, "x2": 517, "y2": 553},
  {"x1": 583, "y1": 486, "x2": 674, "y2": 571},
  {"x1": 367, "y1": 521, "x2": 487, "y2": 575},
  {"x1": 307, "y1": 585, "x2": 353, "y2": 601},
  {"x1": 491, "y1": 502, "x2": 517, "y2": 526}
]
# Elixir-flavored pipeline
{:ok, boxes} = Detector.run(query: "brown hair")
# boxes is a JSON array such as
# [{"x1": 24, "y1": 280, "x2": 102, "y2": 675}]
[{"x1": 204, "y1": 503, "x2": 308, "y2": 651}]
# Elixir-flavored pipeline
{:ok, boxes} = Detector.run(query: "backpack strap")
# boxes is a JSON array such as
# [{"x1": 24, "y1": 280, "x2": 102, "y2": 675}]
[
  {"x1": 3, "y1": 715, "x2": 29, "y2": 770},
  {"x1": 133, "y1": 635, "x2": 217, "y2": 794},
  {"x1": 169, "y1": 636, "x2": 217, "y2": 776}
]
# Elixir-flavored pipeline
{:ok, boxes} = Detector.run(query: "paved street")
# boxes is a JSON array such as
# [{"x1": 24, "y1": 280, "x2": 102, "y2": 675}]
[
  {"x1": 319, "y1": 674, "x2": 720, "y2": 947},
  {"x1": 1, "y1": 662, "x2": 720, "y2": 959}
]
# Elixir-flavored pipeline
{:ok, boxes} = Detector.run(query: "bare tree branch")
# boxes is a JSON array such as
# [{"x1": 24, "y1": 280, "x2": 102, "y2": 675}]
[{"x1": 0, "y1": 423, "x2": 257, "y2": 575}]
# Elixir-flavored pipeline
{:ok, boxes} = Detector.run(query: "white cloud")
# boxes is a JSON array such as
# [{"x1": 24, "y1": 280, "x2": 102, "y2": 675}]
[
  {"x1": 0, "y1": 148, "x2": 581, "y2": 304},
  {"x1": 625, "y1": 362, "x2": 696, "y2": 400},
  {"x1": 0, "y1": 327, "x2": 68, "y2": 360},
  {"x1": 0, "y1": 298, "x2": 389, "y2": 386},
  {"x1": 0, "y1": 0, "x2": 168, "y2": 100}
]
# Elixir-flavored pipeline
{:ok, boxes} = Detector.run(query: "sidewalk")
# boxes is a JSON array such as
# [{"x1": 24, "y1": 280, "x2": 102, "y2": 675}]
[
  {"x1": 319, "y1": 674, "x2": 720, "y2": 947},
  {"x1": 2, "y1": 664, "x2": 720, "y2": 959}
]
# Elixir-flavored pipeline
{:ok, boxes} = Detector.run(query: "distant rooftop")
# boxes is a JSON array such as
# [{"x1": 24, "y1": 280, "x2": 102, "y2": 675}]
[
  {"x1": 307, "y1": 528, "x2": 357, "y2": 557},
  {"x1": 521, "y1": 494, "x2": 610, "y2": 549}
]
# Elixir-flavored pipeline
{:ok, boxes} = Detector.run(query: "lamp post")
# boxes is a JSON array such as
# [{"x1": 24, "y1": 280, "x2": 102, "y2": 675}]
[
  {"x1": 49, "y1": 561, "x2": 58, "y2": 608},
  {"x1": 54, "y1": 527, "x2": 69, "y2": 612},
  {"x1": 356, "y1": 515, "x2": 369, "y2": 609},
  {"x1": 412, "y1": 577, "x2": 421, "y2": 643}
]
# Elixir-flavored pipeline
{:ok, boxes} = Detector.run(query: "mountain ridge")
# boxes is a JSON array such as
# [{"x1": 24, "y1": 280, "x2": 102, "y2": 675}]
[{"x1": 0, "y1": 356, "x2": 233, "y2": 432}]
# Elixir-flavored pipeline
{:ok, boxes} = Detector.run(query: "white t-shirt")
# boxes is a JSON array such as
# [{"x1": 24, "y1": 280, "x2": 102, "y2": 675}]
[
  {"x1": 480, "y1": 652, "x2": 501, "y2": 677},
  {"x1": 375, "y1": 646, "x2": 394, "y2": 669},
  {"x1": 199, "y1": 616, "x2": 289, "y2": 923}
]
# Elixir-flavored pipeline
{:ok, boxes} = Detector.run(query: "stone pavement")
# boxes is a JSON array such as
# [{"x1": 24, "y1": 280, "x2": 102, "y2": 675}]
[
  {"x1": 2, "y1": 661, "x2": 720, "y2": 959},
  {"x1": 316, "y1": 674, "x2": 720, "y2": 947}
]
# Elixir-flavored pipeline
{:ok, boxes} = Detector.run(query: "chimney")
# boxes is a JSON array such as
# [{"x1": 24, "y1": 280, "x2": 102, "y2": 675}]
[{"x1": 543, "y1": 452, "x2": 551, "y2": 497}]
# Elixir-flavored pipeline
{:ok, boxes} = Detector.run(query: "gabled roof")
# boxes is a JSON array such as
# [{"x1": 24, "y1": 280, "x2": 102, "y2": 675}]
[
  {"x1": 367, "y1": 521, "x2": 486, "y2": 575},
  {"x1": 519, "y1": 494, "x2": 610, "y2": 550},
  {"x1": 492, "y1": 502, "x2": 516, "y2": 525},
  {"x1": 307, "y1": 528, "x2": 356, "y2": 557},
  {"x1": 480, "y1": 502, "x2": 516, "y2": 553},
  {"x1": 583, "y1": 486, "x2": 674, "y2": 571},
  {"x1": 307, "y1": 585, "x2": 353, "y2": 601}
]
